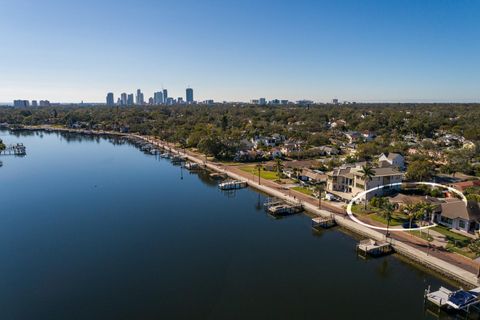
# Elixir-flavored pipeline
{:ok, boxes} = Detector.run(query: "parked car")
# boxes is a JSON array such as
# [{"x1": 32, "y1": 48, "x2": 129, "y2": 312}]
[
  {"x1": 325, "y1": 193, "x2": 339, "y2": 201},
  {"x1": 402, "y1": 221, "x2": 418, "y2": 229}
]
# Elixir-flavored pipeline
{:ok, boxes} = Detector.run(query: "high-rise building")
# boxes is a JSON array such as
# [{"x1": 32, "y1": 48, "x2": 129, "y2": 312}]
[
  {"x1": 177, "y1": 97, "x2": 184, "y2": 104},
  {"x1": 39, "y1": 100, "x2": 50, "y2": 107},
  {"x1": 120, "y1": 93, "x2": 127, "y2": 106},
  {"x1": 13, "y1": 100, "x2": 29, "y2": 107},
  {"x1": 31, "y1": 100, "x2": 38, "y2": 107},
  {"x1": 258, "y1": 98, "x2": 266, "y2": 105},
  {"x1": 186, "y1": 88, "x2": 194, "y2": 103},
  {"x1": 163, "y1": 89, "x2": 168, "y2": 103},
  {"x1": 154, "y1": 91, "x2": 164, "y2": 105},
  {"x1": 127, "y1": 94, "x2": 134, "y2": 106},
  {"x1": 332, "y1": 98, "x2": 339, "y2": 105},
  {"x1": 136, "y1": 89, "x2": 144, "y2": 105},
  {"x1": 106, "y1": 92, "x2": 114, "y2": 106}
]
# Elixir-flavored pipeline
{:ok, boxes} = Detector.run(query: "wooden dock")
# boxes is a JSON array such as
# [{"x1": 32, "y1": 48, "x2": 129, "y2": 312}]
[
  {"x1": 264, "y1": 198, "x2": 303, "y2": 216},
  {"x1": 356, "y1": 239, "x2": 393, "y2": 257},
  {"x1": 218, "y1": 180, "x2": 248, "y2": 190},
  {"x1": 424, "y1": 285, "x2": 480, "y2": 313},
  {"x1": 0, "y1": 143, "x2": 26, "y2": 156},
  {"x1": 312, "y1": 215, "x2": 336, "y2": 229},
  {"x1": 185, "y1": 162, "x2": 200, "y2": 170}
]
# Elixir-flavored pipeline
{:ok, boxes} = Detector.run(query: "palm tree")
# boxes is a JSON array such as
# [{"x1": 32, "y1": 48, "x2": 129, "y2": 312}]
[
  {"x1": 380, "y1": 202, "x2": 395, "y2": 238},
  {"x1": 255, "y1": 163, "x2": 263, "y2": 185},
  {"x1": 405, "y1": 203, "x2": 424, "y2": 229},
  {"x1": 274, "y1": 158, "x2": 284, "y2": 180},
  {"x1": 359, "y1": 164, "x2": 375, "y2": 210},
  {"x1": 316, "y1": 183, "x2": 325, "y2": 208},
  {"x1": 418, "y1": 202, "x2": 437, "y2": 240}
]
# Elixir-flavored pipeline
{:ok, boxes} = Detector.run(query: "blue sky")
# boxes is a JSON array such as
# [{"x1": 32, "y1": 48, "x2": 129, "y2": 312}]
[{"x1": 1, "y1": 0, "x2": 479, "y2": 103}]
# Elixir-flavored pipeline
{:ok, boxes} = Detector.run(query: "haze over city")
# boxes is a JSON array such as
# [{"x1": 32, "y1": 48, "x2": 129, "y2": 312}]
[{"x1": 1, "y1": 0, "x2": 480, "y2": 103}]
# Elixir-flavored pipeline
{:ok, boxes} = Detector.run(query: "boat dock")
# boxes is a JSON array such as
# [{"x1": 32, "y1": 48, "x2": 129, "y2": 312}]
[
  {"x1": 185, "y1": 162, "x2": 200, "y2": 170},
  {"x1": 264, "y1": 198, "x2": 303, "y2": 216},
  {"x1": 425, "y1": 286, "x2": 480, "y2": 313},
  {"x1": 0, "y1": 143, "x2": 26, "y2": 156},
  {"x1": 218, "y1": 180, "x2": 248, "y2": 190},
  {"x1": 312, "y1": 215, "x2": 336, "y2": 229},
  {"x1": 356, "y1": 239, "x2": 393, "y2": 257}
]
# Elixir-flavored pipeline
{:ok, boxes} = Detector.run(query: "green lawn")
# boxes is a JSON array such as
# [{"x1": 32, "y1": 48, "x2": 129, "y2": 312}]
[
  {"x1": 351, "y1": 204, "x2": 373, "y2": 215},
  {"x1": 369, "y1": 214, "x2": 403, "y2": 226},
  {"x1": 291, "y1": 186, "x2": 314, "y2": 196},
  {"x1": 240, "y1": 165, "x2": 280, "y2": 180},
  {"x1": 431, "y1": 226, "x2": 471, "y2": 243},
  {"x1": 409, "y1": 230, "x2": 434, "y2": 242},
  {"x1": 446, "y1": 244, "x2": 478, "y2": 259}
]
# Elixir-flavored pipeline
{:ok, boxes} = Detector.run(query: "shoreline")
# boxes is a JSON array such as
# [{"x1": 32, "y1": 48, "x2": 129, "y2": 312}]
[{"x1": 6, "y1": 124, "x2": 479, "y2": 287}]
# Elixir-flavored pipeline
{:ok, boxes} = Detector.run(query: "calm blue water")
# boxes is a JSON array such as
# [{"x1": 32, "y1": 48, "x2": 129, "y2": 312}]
[{"x1": 0, "y1": 130, "x2": 464, "y2": 319}]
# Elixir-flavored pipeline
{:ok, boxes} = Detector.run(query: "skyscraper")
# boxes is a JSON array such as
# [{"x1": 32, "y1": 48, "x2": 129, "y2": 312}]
[
  {"x1": 162, "y1": 89, "x2": 168, "y2": 103},
  {"x1": 127, "y1": 94, "x2": 134, "y2": 106},
  {"x1": 121, "y1": 93, "x2": 127, "y2": 106},
  {"x1": 13, "y1": 100, "x2": 29, "y2": 107},
  {"x1": 106, "y1": 92, "x2": 114, "y2": 106},
  {"x1": 136, "y1": 89, "x2": 144, "y2": 105},
  {"x1": 186, "y1": 88, "x2": 193, "y2": 103},
  {"x1": 154, "y1": 91, "x2": 164, "y2": 105}
]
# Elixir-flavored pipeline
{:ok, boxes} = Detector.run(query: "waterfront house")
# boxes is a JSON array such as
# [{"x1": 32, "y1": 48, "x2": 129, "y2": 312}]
[
  {"x1": 433, "y1": 200, "x2": 480, "y2": 234},
  {"x1": 326, "y1": 164, "x2": 404, "y2": 202}
]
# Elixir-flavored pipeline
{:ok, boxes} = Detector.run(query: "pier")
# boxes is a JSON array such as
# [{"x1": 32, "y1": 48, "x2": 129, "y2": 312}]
[
  {"x1": 264, "y1": 198, "x2": 303, "y2": 216},
  {"x1": 425, "y1": 286, "x2": 480, "y2": 314},
  {"x1": 218, "y1": 180, "x2": 248, "y2": 190},
  {"x1": 185, "y1": 162, "x2": 200, "y2": 170},
  {"x1": 0, "y1": 143, "x2": 26, "y2": 156},
  {"x1": 312, "y1": 215, "x2": 336, "y2": 229},
  {"x1": 356, "y1": 239, "x2": 393, "y2": 257}
]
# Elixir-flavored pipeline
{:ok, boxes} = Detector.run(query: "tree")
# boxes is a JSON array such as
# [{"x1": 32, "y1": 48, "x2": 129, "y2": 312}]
[
  {"x1": 405, "y1": 203, "x2": 424, "y2": 229},
  {"x1": 406, "y1": 159, "x2": 435, "y2": 182},
  {"x1": 359, "y1": 164, "x2": 375, "y2": 210},
  {"x1": 315, "y1": 183, "x2": 325, "y2": 208},
  {"x1": 0, "y1": 139, "x2": 5, "y2": 151},
  {"x1": 381, "y1": 202, "x2": 395, "y2": 237},
  {"x1": 255, "y1": 163, "x2": 263, "y2": 185},
  {"x1": 274, "y1": 158, "x2": 284, "y2": 179}
]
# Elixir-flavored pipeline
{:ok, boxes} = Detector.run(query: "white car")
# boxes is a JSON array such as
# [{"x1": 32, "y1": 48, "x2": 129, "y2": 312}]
[{"x1": 325, "y1": 193, "x2": 338, "y2": 201}]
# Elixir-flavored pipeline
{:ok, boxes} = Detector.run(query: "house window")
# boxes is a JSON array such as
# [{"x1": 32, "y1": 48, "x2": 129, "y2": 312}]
[
  {"x1": 440, "y1": 216, "x2": 453, "y2": 225},
  {"x1": 459, "y1": 220, "x2": 466, "y2": 229}
]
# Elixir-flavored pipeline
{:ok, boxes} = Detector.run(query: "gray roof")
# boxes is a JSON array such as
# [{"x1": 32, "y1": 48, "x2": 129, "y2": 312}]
[{"x1": 440, "y1": 200, "x2": 480, "y2": 221}]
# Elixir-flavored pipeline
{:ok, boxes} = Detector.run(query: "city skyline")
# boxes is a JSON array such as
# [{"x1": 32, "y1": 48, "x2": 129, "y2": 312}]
[{"x1": 1, "y1": 0, "x2": 480, "y2": 103}]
